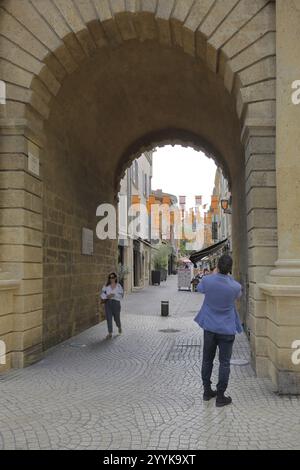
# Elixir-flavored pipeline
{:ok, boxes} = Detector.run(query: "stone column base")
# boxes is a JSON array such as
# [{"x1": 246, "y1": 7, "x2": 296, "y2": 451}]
[
  {"x1": 0, "y1": 270, "x2": 43, "y2": 372},
  {"x1": 259, "y1": 281, "x2": 300, "y2": 394},
  {"x1": 0, "y1": 272, "x2": 19, "y2": 372}
]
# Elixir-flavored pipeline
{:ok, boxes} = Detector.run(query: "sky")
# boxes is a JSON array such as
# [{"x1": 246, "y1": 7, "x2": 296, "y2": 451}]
[{"x1": 151, "y1": 145, "x2": 217, "y2": 210}]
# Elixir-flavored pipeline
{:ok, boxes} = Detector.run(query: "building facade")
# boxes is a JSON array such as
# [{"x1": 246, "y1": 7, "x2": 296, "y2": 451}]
[
  {"x1": 211, "y1": 168, "x2": 232, "y2": 247},
  {"x1": 150, "y1": 189, "x2": 179, "y2": 276},
  {"x1": 118, "y1": 151, "x2": 153, "y2": 292}
]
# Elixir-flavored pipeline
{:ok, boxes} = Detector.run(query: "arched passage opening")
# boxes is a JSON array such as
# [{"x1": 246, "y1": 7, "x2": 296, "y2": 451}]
[
  {"x1": 116, "y1": 129, "x2": 246, "y2": 290},
  {"x1": 117, "y1": 142, "x2": 236, "y2": 299},
  {"x1": 0, "y1": 3, "x2": 277, "y2": 385},
  {"x1": 42, "y1": 38, "x2": 248, "y2": 349}
]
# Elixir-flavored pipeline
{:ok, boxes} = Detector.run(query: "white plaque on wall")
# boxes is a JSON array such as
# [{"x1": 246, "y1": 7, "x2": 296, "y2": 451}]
[
  {"x1": 82, "y1": 228, "x2": 94, "y2": 255},
  {"x1": 28, "y1": 152, "x2": 40, "y2": 176}
]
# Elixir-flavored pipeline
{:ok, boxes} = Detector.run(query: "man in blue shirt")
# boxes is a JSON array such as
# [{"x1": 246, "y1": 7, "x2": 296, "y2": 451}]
[{"x1": 194, "y1": 254, "x2": 243, "y2": 407}]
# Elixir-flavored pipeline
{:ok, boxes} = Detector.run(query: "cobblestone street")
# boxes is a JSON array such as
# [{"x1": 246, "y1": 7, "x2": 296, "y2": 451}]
[{"x1": 0, "y1": 275, "x2": 299, "y2": 450}]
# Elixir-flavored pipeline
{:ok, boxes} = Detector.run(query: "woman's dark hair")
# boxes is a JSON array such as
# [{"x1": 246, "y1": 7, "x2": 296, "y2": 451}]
[
  {"x1": 106, "y1": 272, "x2": 118, "y2": 286},
  {"x1": 217, "y1": 254, "x2": 233, "y2": 275}
]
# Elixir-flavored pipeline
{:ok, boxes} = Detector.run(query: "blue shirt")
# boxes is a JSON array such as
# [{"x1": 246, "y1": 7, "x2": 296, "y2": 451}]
[{"x1": 194, "y1": 273, "x2": 243, "y2": 335}]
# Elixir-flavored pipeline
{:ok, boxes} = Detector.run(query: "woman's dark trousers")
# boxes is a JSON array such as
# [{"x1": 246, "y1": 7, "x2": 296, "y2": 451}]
[{"x1": 105, "y1": 300, "x2": 121, "y2": 334}]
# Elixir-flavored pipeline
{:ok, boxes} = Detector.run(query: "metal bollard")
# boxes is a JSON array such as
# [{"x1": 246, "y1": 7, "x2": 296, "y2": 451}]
[{"x1": 161, "y1": 301, "x2": 169, "y2": 317}]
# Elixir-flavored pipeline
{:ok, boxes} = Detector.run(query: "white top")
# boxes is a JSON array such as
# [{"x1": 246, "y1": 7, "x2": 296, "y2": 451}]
[{"x1": 101, "y1": 283, "x2": 124, "y2": 302}]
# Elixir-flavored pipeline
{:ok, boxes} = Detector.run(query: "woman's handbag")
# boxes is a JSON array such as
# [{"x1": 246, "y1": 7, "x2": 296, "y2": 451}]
[{"x1": 100, "y1": 286, "x2": 107, "y2": 304}]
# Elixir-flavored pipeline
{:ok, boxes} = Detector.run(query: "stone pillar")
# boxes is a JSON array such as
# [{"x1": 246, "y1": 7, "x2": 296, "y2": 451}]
[
  {"x1": 273, "y1": 0, "x2": 300, "y2": 271},
  {"x1": 243, "y1": 127, "x2": 277, "y2": 377},
  {"x1": 260, "y1": 0, "x2": 300, "y2": 393},
  {"x1": 0, "y1": 122, "x2": 43, "y2": 368}
]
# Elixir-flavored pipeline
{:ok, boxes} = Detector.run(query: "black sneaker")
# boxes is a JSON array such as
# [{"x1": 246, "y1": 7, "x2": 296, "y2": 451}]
[
  {"x1": 203, "y1": 388, "x2": 217, "y2": 401},
  {"x1": 216, "y1": 395, "x2": 232, "y2": 407}
]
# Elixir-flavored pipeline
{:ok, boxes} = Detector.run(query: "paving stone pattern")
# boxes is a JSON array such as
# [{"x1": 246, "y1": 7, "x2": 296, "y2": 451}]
[{"x1": 0, "y1": 276, "x2": 299, "y2": 450}]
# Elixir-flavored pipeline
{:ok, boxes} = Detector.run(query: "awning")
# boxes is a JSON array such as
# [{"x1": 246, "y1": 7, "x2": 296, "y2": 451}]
[
  {"x1": 178, "y1": 257, "x2": 193, "y2": 264},
  {"x1": 189, "y1": 239, "x2": 229, "y2": 265}
]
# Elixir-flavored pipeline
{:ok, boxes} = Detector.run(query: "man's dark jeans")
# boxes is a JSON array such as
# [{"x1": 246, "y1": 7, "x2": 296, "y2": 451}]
[{"x1": 202, "y1": 330, "x2": 235, "y2": 394}]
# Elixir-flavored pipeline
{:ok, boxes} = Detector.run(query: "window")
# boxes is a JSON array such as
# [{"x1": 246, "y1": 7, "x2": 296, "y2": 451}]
[
  {"x1": 132, "y1": 160, "x2": 139, "y2": 188},
  {"x1": 143, "y1": 172, "x2": 147, "y2": 197},
  {"x1": 0, "y1": 80, "x2": 6, "y2": 105},
  {"x1": 212, "y1": 221, "x2": 218, "y2": 241}
]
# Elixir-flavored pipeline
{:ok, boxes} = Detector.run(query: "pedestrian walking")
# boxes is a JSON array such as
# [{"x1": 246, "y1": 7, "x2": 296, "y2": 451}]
[
  {"x1": 194, "y1": 254, "x2": 243, "y2": 407},
  {"x1": 100, "y1": 272, "x2": 124, "y2": 339},
  {"x1": 191, "y1": 272, "x2": 201, "y2": 292}
]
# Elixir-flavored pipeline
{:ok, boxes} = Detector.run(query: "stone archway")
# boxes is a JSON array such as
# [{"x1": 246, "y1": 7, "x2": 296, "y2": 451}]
[{"x1": 0, "y1": 1, "x2": 279, "y2": 386}]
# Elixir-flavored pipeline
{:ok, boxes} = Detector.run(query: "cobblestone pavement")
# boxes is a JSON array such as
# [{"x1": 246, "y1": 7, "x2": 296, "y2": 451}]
[{"x1": 0, "y1": 275, "x2": 300, "y2": 450}]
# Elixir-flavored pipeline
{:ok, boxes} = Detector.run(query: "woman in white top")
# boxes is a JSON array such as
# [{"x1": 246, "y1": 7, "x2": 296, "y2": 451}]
[{"x1": 100, "y1": 272, "x2": 124, "y2": 339}]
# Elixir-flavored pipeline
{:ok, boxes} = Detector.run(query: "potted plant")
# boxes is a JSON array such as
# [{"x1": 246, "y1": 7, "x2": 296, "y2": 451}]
[
  {"x1": 117, "y1": 263, "x2": 130, "y2": 287},
  {"x1": 151, "y1": 245, "x2": 171, "y2": 285},
  {"x1": 151, "y1": 257, "x2": 161, "y2": 285}
]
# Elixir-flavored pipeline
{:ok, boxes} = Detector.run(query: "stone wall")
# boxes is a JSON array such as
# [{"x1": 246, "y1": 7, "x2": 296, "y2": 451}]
[{"x1": 43, "y1": 121, "x2": 117, "y2": 349}]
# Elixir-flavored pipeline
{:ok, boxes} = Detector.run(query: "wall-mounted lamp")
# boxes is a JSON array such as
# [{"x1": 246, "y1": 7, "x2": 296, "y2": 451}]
[{"x1": 221, "y1": 199, "x2": 232, "y2": 214}]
